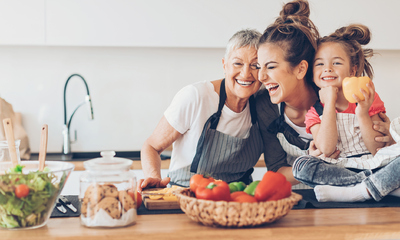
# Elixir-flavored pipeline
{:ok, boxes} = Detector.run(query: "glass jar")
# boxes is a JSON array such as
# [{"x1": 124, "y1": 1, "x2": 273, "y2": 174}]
[
  {"x1": 0, "y1": 140, "x2": 21, "y2": 163},
  {"x1": 79, "y1": 151, "x2": 137, "y2": 228}
]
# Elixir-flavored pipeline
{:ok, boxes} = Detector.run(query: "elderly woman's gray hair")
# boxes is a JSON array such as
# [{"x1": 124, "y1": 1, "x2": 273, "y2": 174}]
[{"x1": 224, "y1": 29, "x2": 262, "y2": 59}]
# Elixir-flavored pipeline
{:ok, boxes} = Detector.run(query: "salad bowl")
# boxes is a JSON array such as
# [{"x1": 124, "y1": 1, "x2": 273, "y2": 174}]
[{"x1": 0, "y1": 161, "x2": 74, "y2": 229}]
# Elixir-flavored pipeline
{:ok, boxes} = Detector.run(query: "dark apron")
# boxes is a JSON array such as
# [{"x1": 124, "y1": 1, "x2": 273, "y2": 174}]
[
  {"x1": 268, "y1": 102, "x2": 311, "y2": 151},
  {"x1": 168, "y1": 79, "x2": 263, "y2": 186}
]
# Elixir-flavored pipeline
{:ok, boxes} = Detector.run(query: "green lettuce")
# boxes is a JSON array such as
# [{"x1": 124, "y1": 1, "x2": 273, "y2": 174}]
[{"x1": 0, "y1": 168, "x2": 61, "y2": 229}]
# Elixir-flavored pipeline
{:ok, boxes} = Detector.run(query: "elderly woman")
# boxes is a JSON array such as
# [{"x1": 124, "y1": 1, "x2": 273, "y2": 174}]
[{"x1": 139, "y1": 29, "x2": 264, "y2": 190}]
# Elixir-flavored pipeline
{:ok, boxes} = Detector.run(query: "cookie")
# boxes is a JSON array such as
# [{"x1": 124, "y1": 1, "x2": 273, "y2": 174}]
[
  {"x1": 118, "y1": 190, "x2": 135, "y2": 211},
  {"x1": 103, "y1": 184, "x2": 119, "y2": 198},
  {"x1": 94, "y1": 197, "x2": 121, "y2": 219},
  {"x1": 84, "y1": 184, "x2": 104, "y2": 204}
]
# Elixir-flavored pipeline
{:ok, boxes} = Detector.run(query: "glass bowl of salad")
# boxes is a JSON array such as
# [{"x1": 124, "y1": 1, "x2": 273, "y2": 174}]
[{"x1": 0, "y1": 161, "x2": 74, "y2": 230}]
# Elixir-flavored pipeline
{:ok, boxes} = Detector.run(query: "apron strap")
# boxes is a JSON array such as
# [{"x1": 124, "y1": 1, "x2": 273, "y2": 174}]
[
  {"x1": 191, "y1": 80, "x2": 227, "y2": 173},
  {"x1": 210, "y1": 79, "x2": 227, "y2": 129},
  {"x1": 313, "y1": 100, "x2": 323, "y2": 116},
  {"x1": 267, "y1": 102, "x2": 311, "y2": 150}
]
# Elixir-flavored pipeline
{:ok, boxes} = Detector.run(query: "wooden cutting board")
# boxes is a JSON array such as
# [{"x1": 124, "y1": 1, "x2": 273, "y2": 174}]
[
  {"x1": 142, "y1": 188, "x2": 181, "y2": 210},
  {"x1": 143, "y1": 197, "x2": 181, "y2": 210}
]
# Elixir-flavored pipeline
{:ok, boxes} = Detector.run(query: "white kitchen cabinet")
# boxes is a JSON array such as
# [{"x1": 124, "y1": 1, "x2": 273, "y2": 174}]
[
  {"x1": 2, "y1": 0, "x2": 400, "y2": 49},
  {"x1": 0, "y1": 0, "x2": 45, "y2": 45},
  {"x1": 44, "y1": 0, "x2": 400, "y2": 49},
  {"x1": 45, "y1": 0, "x2": 278, "y2": 48}
]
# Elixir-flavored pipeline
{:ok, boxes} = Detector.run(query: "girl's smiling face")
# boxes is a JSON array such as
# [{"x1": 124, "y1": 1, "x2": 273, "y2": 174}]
[
  {"x1": 313, "y1": 42, "x2": 356, "y2": 90},
  {"x1": 257, "y1": 43, "x2": 301, "y2": 104}
]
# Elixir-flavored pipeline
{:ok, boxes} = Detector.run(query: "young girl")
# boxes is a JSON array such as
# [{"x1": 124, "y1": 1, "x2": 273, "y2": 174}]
[
  {"x1": 306, "y1": 24, "x2": 392, "y2": 168},
  {"x1": 292, "y1": 24, "x2": 400, "y2": 202}
]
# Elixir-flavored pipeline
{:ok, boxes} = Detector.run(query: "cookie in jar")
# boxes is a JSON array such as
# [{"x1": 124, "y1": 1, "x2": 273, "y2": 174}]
[{"x1": 80, "y1": 151, "x2": 138, "y2": 228}]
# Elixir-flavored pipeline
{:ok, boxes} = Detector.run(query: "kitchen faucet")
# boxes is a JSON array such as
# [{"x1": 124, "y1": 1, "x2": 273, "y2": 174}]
[{"x1": 62, "y1": 74, "x2": 94, "y2": 156}]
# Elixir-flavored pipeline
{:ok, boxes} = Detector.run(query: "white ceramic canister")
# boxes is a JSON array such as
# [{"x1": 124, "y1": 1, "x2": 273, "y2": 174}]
[{"x1": 79, "y1": 151, "x2": 137, "y2": 228}]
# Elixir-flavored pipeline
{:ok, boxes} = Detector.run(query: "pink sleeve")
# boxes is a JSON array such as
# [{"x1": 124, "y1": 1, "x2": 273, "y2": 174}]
[
  {"x1": 305, "y1": 106, "x2": 321, "y2": 134},
  {"x1": 369, "y1": 93, "x2": 386, "y2": 116}
]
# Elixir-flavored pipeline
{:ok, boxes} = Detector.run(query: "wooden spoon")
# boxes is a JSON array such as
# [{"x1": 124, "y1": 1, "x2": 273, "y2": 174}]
[
  {"x1": 38, "y1": 124, "x2": 48, "y2": 171},
  {"x1": 2, "y1": 118, "x2": 19, "y2": 168}
]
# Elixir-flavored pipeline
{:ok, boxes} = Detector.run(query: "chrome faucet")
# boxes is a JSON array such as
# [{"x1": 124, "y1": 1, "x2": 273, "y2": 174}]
[{"x1": 62, "y1": 74, "x2": 94, "y2": 156}]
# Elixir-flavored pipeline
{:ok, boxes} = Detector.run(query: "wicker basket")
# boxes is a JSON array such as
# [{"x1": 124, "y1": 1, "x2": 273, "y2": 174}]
[{"x1": 174, "y1": 188, "x2": 302, "y2": 228}]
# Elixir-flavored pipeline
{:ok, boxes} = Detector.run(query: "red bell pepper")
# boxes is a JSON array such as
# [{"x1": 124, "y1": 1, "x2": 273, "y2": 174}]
[
  {"x1": 190, "y1": 174, "x2": 215, "y2": 193},
  {"x1": 254, "y1": 171, "x2": 291, "y2": 202},
  {"x1": 267, "y1": 181, "x2": 292, "y2": 201},
  {"x1": 195, "y1": 180, "x2": 231, "y2": 201},
  {"x1": 230, "y1": 191, "x2": 257, "y2": 203}
]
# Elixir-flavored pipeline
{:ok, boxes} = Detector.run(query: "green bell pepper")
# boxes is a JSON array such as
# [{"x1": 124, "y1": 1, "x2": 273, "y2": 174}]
[
  {"x1": 243, "y1": 180, "x2": 260, "y2": 196},
  {"x1": 228, "y1": 181, "x2": 246, "y2": 193}
]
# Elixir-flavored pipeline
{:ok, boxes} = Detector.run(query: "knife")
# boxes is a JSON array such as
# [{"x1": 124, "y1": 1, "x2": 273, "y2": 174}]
[
  {"x1": 58, "y1": 196, "x2": 78, "y2": 213},
  {"x1": 56, "y1": 198, "x2": 67, "y2": 214}
]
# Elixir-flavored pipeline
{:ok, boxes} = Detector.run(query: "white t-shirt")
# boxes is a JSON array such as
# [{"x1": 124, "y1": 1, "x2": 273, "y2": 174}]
[
  {"x1": 164, "y1": 81, "x2": 252, "y2": 172},
  {"x1": 283, "y1": 113, "x2": 313, "y2": 142}
]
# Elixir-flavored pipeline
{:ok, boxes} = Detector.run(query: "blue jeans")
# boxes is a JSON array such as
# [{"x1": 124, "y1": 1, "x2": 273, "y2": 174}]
[{"x1": 292, "y1": 155, "x2": 400, "y2": 201}]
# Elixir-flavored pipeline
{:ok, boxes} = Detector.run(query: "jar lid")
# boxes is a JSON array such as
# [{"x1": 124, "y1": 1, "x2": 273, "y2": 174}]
[{"x1": 83, "y1": 151, "x2": 133, "y2": 171}]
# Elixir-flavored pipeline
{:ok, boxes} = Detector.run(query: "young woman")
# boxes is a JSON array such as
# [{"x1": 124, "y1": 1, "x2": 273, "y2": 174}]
[{"x1": 256, "y1": 0, "x2": 322, "y2": 186}]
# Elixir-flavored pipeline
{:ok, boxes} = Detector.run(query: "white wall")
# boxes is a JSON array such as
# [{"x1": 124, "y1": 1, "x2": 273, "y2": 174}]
[
  {"x1": 0, "y1": 46, "x2": 225, "y2": 152},
  {"x1": 1, "y1": 47, "x2": 400, "y2": 153},
  {"x1": 1, "y1": 0, "x2": 400, "y2": 153}
]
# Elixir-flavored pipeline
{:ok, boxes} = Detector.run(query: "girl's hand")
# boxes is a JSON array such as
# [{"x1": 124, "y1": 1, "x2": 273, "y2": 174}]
[
  {"x1": 319, "y1": 86, "x2": 338, "y2": 106},
  {"x1": 355, "y1": 81, "x2": 375, "y2": 116},
  {"x1": 308, "y1": 140, "x2": 341, "y2": 158}
]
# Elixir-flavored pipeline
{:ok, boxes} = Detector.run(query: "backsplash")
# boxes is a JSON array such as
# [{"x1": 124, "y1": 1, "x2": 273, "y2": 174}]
[{"x1": 1, "y1": 46, "x2": 400, "y2": 153}]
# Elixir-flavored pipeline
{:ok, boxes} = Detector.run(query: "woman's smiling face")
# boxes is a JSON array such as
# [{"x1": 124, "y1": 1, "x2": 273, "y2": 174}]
[
  {"x1": 257, "y1": 43, "x2": 299, "y2": 104},
  {"x1": 223, "y1": 46, "x2": 261, "y2": 101}
]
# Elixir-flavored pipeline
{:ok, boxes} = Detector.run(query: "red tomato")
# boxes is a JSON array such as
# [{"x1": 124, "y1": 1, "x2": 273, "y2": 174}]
[
  {"x1": 189, "y1": 174, "x2": 215, "y2": 193},
  {"x1": 15, "y1": 184, "x2": 30, "y2": 198},
  {"x1": 128, "y1": 190, "x2": 142, "y2": 209},
  {"x1": 230, "y1": 191, "x2": 257, "y2": 203}
]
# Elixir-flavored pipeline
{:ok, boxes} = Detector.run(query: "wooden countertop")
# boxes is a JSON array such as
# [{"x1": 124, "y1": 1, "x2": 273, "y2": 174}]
[{"x1": 3, "y1": 207, "x2": 400, "y2": 240}]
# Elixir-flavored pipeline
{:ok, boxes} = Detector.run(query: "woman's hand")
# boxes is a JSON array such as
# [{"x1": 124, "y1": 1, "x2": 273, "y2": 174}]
[
  {"x1": 137, "y1": 177, "x2": 171, "y2": 192},
  {"x1": 373, "y1": 112, "x2": 395, "y2": 149},
  {"x1": 308, "y1": 140, "x2": 340, "y2": 159}
]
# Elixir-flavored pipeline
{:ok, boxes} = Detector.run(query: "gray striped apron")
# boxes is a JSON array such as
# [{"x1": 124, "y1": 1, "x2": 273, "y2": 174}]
[{"x1": 168, "y1": 79, "x2": 263, "y2": 187}]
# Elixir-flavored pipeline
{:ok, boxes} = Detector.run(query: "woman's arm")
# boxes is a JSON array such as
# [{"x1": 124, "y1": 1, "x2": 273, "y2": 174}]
[
  {"x1": 312, "y1": 87, "x2": 339, "y2": 156},
  {"x1": 277, "y1": 166, "x2": 299, "y2": 185},
  {"x1": 139, "y1": 116, "x2": 182, "y2": 191},
  {"x1": 373, "y1": 112, "x2": 395, "y2": 148}
]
